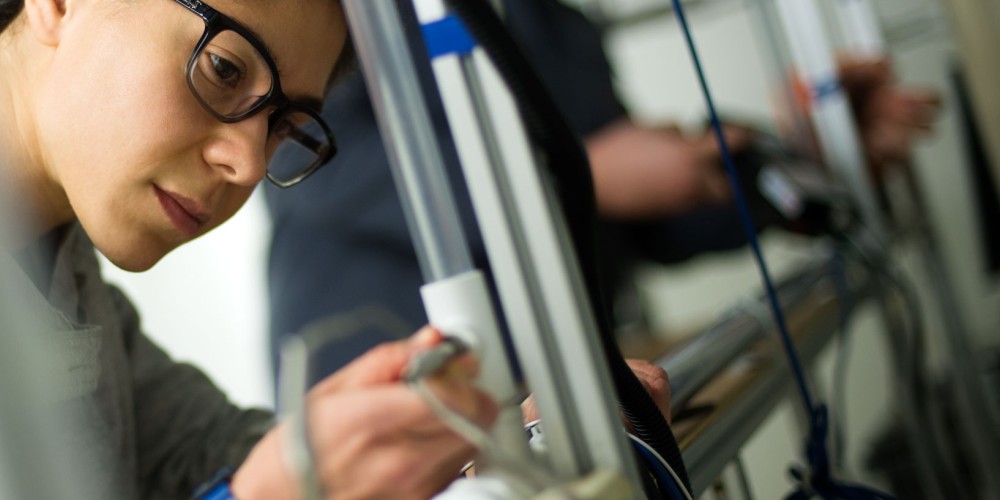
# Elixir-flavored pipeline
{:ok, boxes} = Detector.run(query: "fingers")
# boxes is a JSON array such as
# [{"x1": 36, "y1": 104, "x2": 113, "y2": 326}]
[
  {"x1": 861, "y1": 86, "x2": 942, "y2": 168},
  {"x1": 313, "y1": 327, "x2": 444, "y2": 394},
  {"x1": 837, "y1": 55, "x2": 892, "y2": 89},
  {"x1": 899, "y1": 89, "x2": 941, "y2": 131},
  {"x1": 626, "y1": 359, "x2": 672, "y2": 424},
  {"x1": 278, "y1": 328, "x2": 497, "y2": 499},
  {"x1": 695, "y1": 124, "x2": 754, "y2": 162},
  {"x1": 316, "y1": 426, "x2": 475, "y2": 500},
  {"x1": 521, "y1": 395, "x2": 539, "y2": 423},
  {"x1": 652, "y1": 123, "x2": 685, "y2": 137},
  {"x1": 836, "y1": 52, "x2": 941, "y2": 169},
  {"x1": 307, "y1": 384, "x2": 493, "y2": 499},
  {"x1": 722, "y1": 124, "x2": 756, "y2": 154},
  {"x1": 420, "y1": 366, "x2": 499, "y2": 431},
  {"x1": 522, "y1": 360, "x2": 673, "y2": 428}
]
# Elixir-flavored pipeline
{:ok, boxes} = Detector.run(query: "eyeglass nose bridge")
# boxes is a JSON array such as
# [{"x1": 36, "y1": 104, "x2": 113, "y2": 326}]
[{"x1": 265, "y1": 94, "x2": 294, "y2": 129}]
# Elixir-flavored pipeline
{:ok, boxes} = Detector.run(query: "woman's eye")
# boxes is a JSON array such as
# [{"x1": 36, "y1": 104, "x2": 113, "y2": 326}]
[{"x1": 208, "y1": 53, "x2": 243, "y2": 88}]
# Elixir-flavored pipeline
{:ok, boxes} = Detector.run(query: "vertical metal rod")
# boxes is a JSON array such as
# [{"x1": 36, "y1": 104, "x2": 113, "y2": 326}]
[
  {"x1": 876, "y1": 290, "x2": 948, "y2": 499},
  {"x1": 340, "y1": 1, "x2": 472, "y2": 282},
  {"x1": 412, "y1": 0, "x2": 643, "y2": 487},
  {"x1": 733, "y1": 456, "x2": 756, "y2": 500},
  {"x1": 833, "y1": 0, "x2": 886, "y2": 57},
  {"x1": 747, "y1": 0, "x2": 818, "y2": 160},
  {"x1": 915, "y1": 228, "x2": 1000, "y2": 498},
  {"x1": 767, "y1": 2, "x2": 949, "y2": 497},
  {"x1": 774, "y1": 0, "x2": 887, "y2": 239},
  {"x1": 834, "y1": 5, "x2": 1000, "y2": 497},
  {"x1": 341, "y1": 0, "x2": 529, "y2": 466}
]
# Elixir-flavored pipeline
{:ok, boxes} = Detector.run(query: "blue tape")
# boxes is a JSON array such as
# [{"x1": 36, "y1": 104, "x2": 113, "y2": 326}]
[
  {"x1": 200, "y1": 484, "x2": 235, "y2": 500},
  {"x1": 192, "y1": 467, "x2": 235, "y2": 500},
  {"x1": 812, "y1": 77, "x2": 842, "y2": 102},
  {"x1": 422, "y1": 15, "x2": 476, "y2": 59}
]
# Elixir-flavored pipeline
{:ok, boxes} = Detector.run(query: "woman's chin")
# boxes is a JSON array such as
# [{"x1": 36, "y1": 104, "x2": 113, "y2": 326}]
[{"x1": 95, "y1": 239, "x2": 174, "y2": 273}]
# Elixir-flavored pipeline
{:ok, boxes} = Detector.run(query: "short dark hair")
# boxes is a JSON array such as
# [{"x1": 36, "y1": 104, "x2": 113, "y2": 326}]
[{"x1": 0, "y1": 0, "x2": 23, "y2": 33}]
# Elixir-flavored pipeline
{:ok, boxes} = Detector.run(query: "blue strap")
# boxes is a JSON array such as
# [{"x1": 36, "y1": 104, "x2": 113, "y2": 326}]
[
  {"x1": 422, "y1": 15, "x2": 477, "y2": 59},
  {"x1": 192, "y1": 466, "x2": 236, "y2": 500},
  {"x1": 198, "y1": 483, "x2": 235, "y2": 500}
]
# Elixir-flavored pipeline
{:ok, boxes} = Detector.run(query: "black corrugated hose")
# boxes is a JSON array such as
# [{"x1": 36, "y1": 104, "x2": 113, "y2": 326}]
[{"x1": 443, "y1": 0, "x2": 692, "y2": 494}]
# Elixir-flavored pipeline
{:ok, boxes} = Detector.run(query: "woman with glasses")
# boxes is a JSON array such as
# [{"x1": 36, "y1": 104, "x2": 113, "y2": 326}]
[{"x1": 0, "y1": 0, "x2": 495, "y2": 498}]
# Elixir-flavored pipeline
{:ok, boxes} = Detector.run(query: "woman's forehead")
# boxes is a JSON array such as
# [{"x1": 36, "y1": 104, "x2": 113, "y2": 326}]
[{"x1": 212, "y1": 0, "x2": 346, "y2": 95}]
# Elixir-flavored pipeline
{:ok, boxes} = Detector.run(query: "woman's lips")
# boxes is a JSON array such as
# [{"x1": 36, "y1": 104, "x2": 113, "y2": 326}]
[{"x1": 154, "y1": 185, "x2": 208, "y2": 238}]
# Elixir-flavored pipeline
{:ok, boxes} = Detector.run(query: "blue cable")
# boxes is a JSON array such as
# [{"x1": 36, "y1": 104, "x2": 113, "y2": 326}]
[
  {"x1": 667, "y1": 1, "x2": 894, "y2": 498},
  {"x1": 669, "y1": 0, "x2": 814, "y2": 421}
]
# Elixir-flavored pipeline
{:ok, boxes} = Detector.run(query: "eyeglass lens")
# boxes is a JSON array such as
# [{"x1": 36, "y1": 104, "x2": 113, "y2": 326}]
[
  {"x1": 268, "y1": 112, "x2": 330, "y2": 184},
  {"x1": 190, "y1": 30, "x2": 273, "y2": 117},
  {"x1": 189, "y1": 29, "x2": 331, "y2": 185}
]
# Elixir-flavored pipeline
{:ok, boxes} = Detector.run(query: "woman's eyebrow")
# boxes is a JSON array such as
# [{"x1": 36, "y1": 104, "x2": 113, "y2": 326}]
[{"x1": 239, "y1": 23, "x2": 285, "y2": 76}]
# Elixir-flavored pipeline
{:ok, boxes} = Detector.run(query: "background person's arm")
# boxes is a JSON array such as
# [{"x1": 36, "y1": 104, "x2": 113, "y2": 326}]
[{"x1": 587, "y1": 119, "x2": 753, "y2": 219}]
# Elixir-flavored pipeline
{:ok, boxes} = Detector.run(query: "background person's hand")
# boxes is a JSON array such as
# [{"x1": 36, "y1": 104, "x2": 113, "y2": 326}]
[
  {"x1": 587, "y1": 120, "x2": 754, "y2": 219},
  {"x1": 233, "y1": 328, "x2": 498, "y2": 500},
  {"x1": 838, "y1": 56, "x2": 941, "y2": 176},
  {"x1": 624, "y1": 359, "x2": 672, "y2": 424},
  {"x1": 521, "y1": 358, "x2": 671, "y2": 425}
]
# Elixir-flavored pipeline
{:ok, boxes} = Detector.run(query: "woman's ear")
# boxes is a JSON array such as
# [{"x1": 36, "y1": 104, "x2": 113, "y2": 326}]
[{"x1": 23, "y1": 0, "x2": 70, "y2": 47}]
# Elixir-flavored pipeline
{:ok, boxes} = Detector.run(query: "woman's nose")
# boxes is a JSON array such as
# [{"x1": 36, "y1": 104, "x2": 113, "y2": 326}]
[{"x1": 203, "y1": 116, "x2": 270, "y2": 187}]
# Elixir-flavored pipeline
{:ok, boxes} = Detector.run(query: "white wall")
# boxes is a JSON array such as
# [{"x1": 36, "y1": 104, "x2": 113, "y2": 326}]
[{"x1": 607, "y1": 0, "x2": 774, "y2": 127}]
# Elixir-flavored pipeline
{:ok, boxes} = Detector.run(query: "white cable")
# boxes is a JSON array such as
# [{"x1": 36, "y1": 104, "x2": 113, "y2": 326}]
[{"x1": 628, "y1": 434, "x2": 693, "y2": 500}]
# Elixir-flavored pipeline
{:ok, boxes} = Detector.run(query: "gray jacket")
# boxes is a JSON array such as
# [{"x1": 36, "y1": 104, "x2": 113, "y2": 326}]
[{"x1": 6, "y1": 223, "x2": 274, "y2": 499}]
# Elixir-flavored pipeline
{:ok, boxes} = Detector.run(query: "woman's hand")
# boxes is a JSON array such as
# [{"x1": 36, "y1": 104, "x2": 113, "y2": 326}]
[{"x1": 232, "y1": 328, "x2": 498, "y2": 500}]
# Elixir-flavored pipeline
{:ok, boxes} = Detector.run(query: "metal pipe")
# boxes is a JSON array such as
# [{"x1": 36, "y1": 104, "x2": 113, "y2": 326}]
[
  {"x1": 671, "y1": 256, "x2": 880, "y2": 496},
  {"x1": 412, "y1": 0, "x2": 644, "y2": 485},
  {"x1": 774, "y1": 0, "x2": 887, "y2": 238},
  {"x1": 341, "y1": 0, "x2": 529, "y2": 466},
  {"x1": 658, "y1": 263, "x2": 829, "y2": 409},
  {"x1": 341, "y1": 0, "x2": 473, "y2": 282}
]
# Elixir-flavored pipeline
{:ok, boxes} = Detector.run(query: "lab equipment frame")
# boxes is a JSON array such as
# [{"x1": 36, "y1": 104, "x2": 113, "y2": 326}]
[{"x1": 342, "y1": 0, "x2": 645, "y2": 496}]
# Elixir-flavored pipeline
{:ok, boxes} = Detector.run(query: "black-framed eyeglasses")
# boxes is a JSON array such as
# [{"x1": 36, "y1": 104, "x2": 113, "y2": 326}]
[{"x1": 173, "y1": 0, "x2": 336, "y2": 188}]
